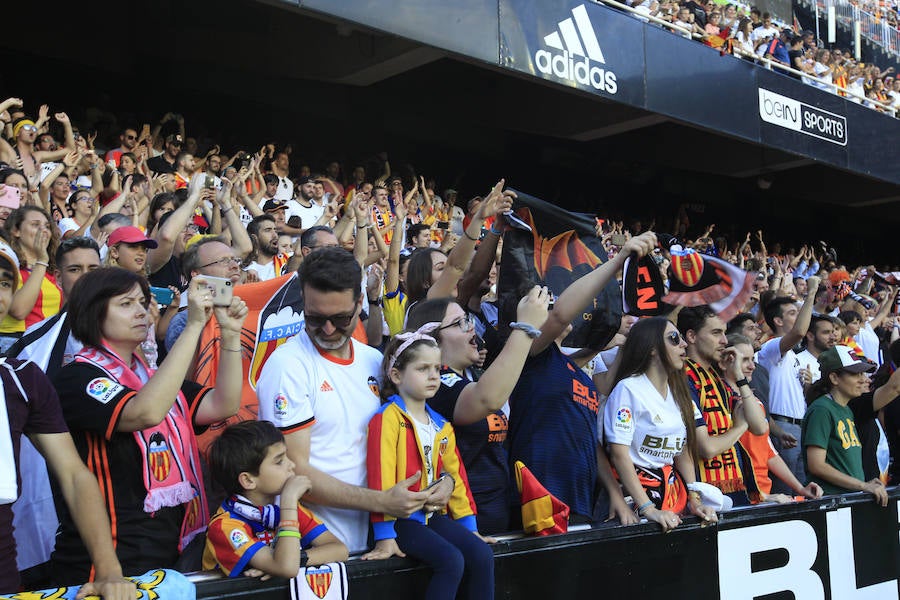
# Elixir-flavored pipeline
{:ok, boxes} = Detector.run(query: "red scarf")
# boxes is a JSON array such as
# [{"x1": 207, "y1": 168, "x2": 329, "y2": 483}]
[{"x1": 75, "y1": 343, "x2": 208, "y2": 550}]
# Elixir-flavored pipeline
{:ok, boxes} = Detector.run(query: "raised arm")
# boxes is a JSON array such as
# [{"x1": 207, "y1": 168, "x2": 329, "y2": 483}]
[
  {"x1": 428, "y1": 180, "x2": 512, "y2": 300},
  {"x1": 779, "y1": 275, "x2": 820, "y2": 355},
  {"x1": 450, "y1": 286, "x2": 549, "y2": 425},
  {"x1": 532, "y1": 232, "x2": 657, "y2": 355},
  {"x1": 147, "y1": 184, "x2": 203, "y2": 274}
]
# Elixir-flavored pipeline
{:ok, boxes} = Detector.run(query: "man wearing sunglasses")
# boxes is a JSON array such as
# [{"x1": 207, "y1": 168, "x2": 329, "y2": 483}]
[
  {"x1": 103, "y1": 128, "x2": 138, "y2": 167},
  {"x1": 257, "y1": 247, "x2": 431, "y2": 554},
  {"x1": 147, "y1": 134, "x2": 183, "y2": 175},
  {"x1": 678, "y1": 306, "x2": 768, "y2": 507}
]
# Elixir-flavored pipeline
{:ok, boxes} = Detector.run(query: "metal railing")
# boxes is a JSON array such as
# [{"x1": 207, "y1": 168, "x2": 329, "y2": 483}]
[
  {"x1": 595, "y1": 0, "x2": 898, "y2": 117},
  {"x1": 799, "y1": 0, "x2": 900, "y2": 58}
]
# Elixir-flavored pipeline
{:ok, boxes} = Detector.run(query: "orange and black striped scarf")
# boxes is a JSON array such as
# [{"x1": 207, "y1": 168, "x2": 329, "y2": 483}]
[{"x1": 684, "y1": 359, "x2": 747, "y2": 494}]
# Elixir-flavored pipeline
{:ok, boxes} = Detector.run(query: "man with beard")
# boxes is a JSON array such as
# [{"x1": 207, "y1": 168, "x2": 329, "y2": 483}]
[
  {"x1": 256, "y1": 247, "x2": 433, "y2": 553},
  {"x1": 104, "y1": 127, "x2": 138, "y2": 167},
  {"x1": 294, "y1": 175, "x2": 327, "y2": 234},
  {"x1": 796, "y1": 315, "x2": 837, "y2": 384},
  {"x1": 678, "y1": 306, "x2": 768, "y2": 506},
  {"x1": 244, "y1": 214, "x2": 288, "y2": 281}
]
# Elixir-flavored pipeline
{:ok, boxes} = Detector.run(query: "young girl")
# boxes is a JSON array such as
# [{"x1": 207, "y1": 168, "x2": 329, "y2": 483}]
[{"x1": 364, "y1": 325, "x2": 494, "y2": 600}]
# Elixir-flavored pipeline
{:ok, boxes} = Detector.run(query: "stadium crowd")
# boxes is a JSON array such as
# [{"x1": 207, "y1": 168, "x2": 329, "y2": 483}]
[
  {"x1": 618, "y1": 0, "x2": 900, "y2": 112},
  {"x1": 1, "y1": 95, "x2": 900, "y2": 599}
]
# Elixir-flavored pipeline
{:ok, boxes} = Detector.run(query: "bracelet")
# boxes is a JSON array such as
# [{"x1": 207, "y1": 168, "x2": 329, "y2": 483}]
[
  {"x1": 509, "y1": 321, "x2": 541, "y2": 339},
  {"x1": 463, "y1": 229, "x2": 479, "y2": 242},
  {"x1": 222, "y1": 348, "x2": 241, "y2": 353},
  {"x1": 33, "y1": 261, "x2": 49, "y2": 269},
  {"x1": 221, "y1": 206, "x2": 232, "y2": 214},
  {"x1": 369, "y1": 297, "x2": 382, "y2": 307},
  {"x1": 735, "y1": 378, "x2": 750, "y2": 388},
  {"x1": 276, "y1": 530, "x2": 302, "y2": 539},
  {"x1": 279, "y1": 520, "x2": 299, "y2": 530},
  {"x1": 636, "y1": 501, "x2": 654, "y2": 516},
  {"x1": 359, "y1": 222, "x2": 373, "y2": 229},
  {"x1": 489, "y1": 223, "x2": 502, "y2": 235}
]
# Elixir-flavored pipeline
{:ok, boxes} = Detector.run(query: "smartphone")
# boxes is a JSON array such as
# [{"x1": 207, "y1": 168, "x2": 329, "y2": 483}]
[
  {"x1": 204, "y1": 275, "x2": 234, "y2": 306},
  {"x1": 425, "y1": 475, "x2": 448, "y2": 491},
  {"x1": 204, "y1": 175, "x2": 215, "y2": 189},
  {"x1": 437, "y1": 221, "x2": 449, "y2": 230},
  {"x1": 140, "y1": 124, "x2": 151, "y2": 139},
  {"x1": 0, "y1": 185, "x2": 22, "y2": 209},
  {"x1": 149, "y1": 286, "x2": 174, "y2": 306}
]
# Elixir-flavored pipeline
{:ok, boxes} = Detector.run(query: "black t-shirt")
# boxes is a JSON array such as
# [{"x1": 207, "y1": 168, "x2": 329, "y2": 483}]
[
  {"x1": 427, "y1": 367, "x2": 511, "y2": 534},
  {"x1": 788, "y1": 50, "x2": 804, "y2": 79},
  {"x1": 848, "y1": 392, "x2": 879, "y2": 482},
  {"x1": 146, "y1": 154, "x2": 176, "y2": 175},
  {"x1": 149, "y1": 254, "x2": 187, "y2": 291},
  {"x1": 0, "y1": 361, "x2": 68, "y2": 594},
  {"x1": 50, "y1": 361, "x2": 210, "y2": 585}
]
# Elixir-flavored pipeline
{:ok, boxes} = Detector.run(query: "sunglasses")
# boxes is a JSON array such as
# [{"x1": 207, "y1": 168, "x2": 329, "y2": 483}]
[
  {"x1": 305, "y1": 311, "x2": 356, "y2": 331},
  {"x1": 438, "y1": 314, "x2": 475, "y2": 333},
  {"x1": 20, "y1": 125, "x2": 37, "y2": 133},
  {"x1": 125, "y1": 134, "x2": 137, "y2": 140},
  {"x1": 666, "y1": 330, "x2": 684, "y2": 346}
]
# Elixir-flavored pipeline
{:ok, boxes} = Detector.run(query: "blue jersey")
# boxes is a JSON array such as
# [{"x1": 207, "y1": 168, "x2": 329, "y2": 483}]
[{"x1": 507, "y1": 344, "x2": 599, "y2": 518}]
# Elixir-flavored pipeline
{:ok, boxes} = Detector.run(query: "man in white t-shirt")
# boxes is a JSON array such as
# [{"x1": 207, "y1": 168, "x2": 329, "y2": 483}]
[
  {"x1": 796, "y1": 315, "x2": 836, "y2": 384},
  {"x1": 757, "y1": 276, "x2": 821, "y2": 491},
  {"x1": 256, "y1": 248, "x2": 437, "y2": 553},
  {"x1": 294, "y1": 176, "x2": 327, "y2": 232}
]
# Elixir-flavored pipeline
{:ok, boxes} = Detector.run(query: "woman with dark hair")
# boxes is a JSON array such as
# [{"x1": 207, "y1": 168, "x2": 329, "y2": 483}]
[
  {"x1": 0, "y1": 206, "x2": 60, "y2": 352},
  {"x1": 801, "y1": 345, "x2": 888, "y2": 505},
  {"x1": 49, "y1": 267, "x2": 248, "y2": 583},
  {"x1": 145, "y1": 192, "x2": 176, "y2": 236},
  {"x1": 401, "y1": 180, "x2": 511, "y2": 319},
  {"x1": 406, "y1": 286, "x2": 550, "y2": 533},
  {"x1": 604, "y1": 317, "x2": 718, "y2": 531},
  {"x1": 58, "y1": 188, "x2": 100, "y2": 240}
]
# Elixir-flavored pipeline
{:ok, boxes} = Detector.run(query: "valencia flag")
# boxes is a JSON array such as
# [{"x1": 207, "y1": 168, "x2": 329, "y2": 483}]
[
  {"x1": 498, "y1": 190, "x2": 622, "y2": 350},
  {"x1": 514, "y1": 460, "x2": 569, "y2": 536}
]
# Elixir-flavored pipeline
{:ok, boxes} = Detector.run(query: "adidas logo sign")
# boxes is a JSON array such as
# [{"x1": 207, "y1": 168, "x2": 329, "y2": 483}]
[
  {"x1": 535, "y1": 4, "x2": 618, "y2": 94},
  {"x1": 320, "y1": 380, "x2": 334, "y2": 392}
]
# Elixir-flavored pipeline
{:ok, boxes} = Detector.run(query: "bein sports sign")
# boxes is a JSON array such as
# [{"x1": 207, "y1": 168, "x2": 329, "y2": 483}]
[{"x1": 758, "y1": 88, "x2": 848, "y2": 146}]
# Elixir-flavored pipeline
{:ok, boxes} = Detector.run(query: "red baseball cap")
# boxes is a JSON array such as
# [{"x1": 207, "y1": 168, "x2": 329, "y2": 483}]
[{"x1": 108, "y1": 226, "x2": 159, "y2": 248}]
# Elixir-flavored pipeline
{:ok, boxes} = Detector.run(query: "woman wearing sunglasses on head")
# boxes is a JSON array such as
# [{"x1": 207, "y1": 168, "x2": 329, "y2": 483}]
[{"x1": 604, "y1": 317, "x2": 718, "y2": 532}]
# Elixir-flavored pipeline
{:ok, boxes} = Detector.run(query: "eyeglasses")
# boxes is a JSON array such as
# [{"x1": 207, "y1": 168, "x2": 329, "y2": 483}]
[
  {"x1": 438, "y1": 314, "x2": 475, "y2": 333},
  {"x1": 20, "y1": 125, "x2": 37, "y2": 133},
  {"x1": 666, "y1": 330, "x2": 684, "y2": 346},
  {"x1": 305, "y1": 311, "x2": 356, "y2": 331},
  {"x1": 198, "y1": 256, "x2": 240, "y2": 269}
]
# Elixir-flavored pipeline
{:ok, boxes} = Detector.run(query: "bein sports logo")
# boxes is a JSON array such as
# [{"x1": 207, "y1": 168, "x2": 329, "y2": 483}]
[{"x1": 534, "y1": 4, "x2": 618, "y2": 94}]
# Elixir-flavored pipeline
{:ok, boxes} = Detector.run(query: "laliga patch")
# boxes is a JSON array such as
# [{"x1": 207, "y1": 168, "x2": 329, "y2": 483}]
[
  {"x1": 86, "y1": 377, "x2": 124, "y2": 404},
  {"x1": 229, "y1": 528, "x2": 250, "y2": 548},
  {"x1": 614, "y1": 407, "x2": 634, "y2": 433},
  {"x1": 440, "y1": 372, "x2": 462, "y2": 387},
  {"x1": 273, "y1": 393, "x2": 289, "y2": 419}
]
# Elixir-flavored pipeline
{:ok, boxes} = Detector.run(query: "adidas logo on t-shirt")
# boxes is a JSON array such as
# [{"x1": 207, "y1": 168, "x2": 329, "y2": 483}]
[{"x1": 320, "y1": 380, "x2": 334, "y2": 392}]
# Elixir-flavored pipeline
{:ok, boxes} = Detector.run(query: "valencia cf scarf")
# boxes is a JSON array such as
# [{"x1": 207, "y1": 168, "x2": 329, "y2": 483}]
[
  {"x1": 621, "y1": 239, "x2": 754, "y2": 322},
  {"x1": 498, "y1": 190, "x2": 621, "y2": 349},
  {"x1": 684, "y1": 359, "x2": 746, "y2": 495},
  {"x1": 75, "y1": 343, "x2": 208, "y2": 550}
]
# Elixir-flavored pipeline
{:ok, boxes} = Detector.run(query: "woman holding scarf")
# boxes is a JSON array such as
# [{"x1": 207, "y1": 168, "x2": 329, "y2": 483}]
[{"x1": 49, "y1": 267, "x2": 247, "y2": 584}]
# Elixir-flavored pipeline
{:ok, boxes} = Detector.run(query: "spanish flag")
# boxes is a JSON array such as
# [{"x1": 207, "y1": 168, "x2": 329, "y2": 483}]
[{"x1": 514, "y1": 460, "x2": 569, "y2": 536}]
